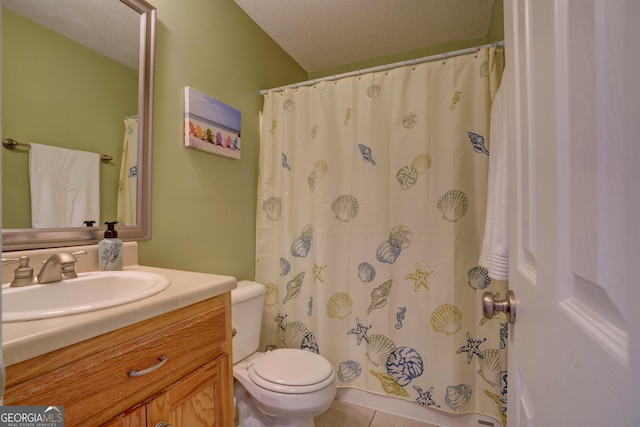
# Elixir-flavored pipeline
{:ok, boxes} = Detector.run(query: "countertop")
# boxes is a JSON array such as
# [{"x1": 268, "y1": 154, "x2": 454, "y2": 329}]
[{"x1": 2, "y1": 265, "x2": 237, "y2": 366}]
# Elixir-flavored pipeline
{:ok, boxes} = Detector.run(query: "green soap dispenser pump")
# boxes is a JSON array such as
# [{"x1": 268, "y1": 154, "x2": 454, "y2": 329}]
[{"x1": 99, "y1": 221, "x2": 123, "y2": 271}]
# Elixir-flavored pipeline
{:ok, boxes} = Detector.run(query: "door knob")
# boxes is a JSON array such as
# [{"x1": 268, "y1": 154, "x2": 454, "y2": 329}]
[{"x1": 482, "y1": 290, "x2": 516, "y2": 324}]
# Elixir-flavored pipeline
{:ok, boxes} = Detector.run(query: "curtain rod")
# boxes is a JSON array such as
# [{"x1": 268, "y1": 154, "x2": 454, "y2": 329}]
[{"x1": 261, "y1": 41, "x2": 505, "y2": 95}]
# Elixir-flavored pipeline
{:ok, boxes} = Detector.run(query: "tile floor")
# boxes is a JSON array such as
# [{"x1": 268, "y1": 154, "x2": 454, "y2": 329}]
[{"x1": 314, "y1": 400, "x2": 439, "y2": 427}]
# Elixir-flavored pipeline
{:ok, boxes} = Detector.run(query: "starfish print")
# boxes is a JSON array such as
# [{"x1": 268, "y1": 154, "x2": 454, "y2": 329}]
[
  {"x1": 405, "y1": 263, "x2": 434, "y2": 292},
  {"x1": 413, "y1": 385, "x2": 440, "y2": 408},
  {"x1": 347, "y1": 317, "x2": 371, "y2": 345},
  {"x1": 312, "y1": 263, "x2": 327, "y2": 284},
  {"x1": 456, "y1": 332, "x2": 486, "y2": 364},
  {"x1": 274, "y1": 313, "x2": 288, "y2": 331}
]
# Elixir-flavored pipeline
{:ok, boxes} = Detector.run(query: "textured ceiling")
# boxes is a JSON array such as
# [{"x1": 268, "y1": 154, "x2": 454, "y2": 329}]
[
  {"x1": 3, "y1": 1, "x2": 495, "y2": 74},
  {"x1": 3, "y1": 0, "x2": 140, "y2": 70},
  {"x1": 234, "y1": 0, "x2": 495, "y2": 73}
]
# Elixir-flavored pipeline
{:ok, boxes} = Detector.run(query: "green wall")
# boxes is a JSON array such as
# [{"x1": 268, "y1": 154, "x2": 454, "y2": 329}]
[
  {"x1": 1, "y1": 9, "x2": 138, "y2": 228},
  {"x1": 136, "y1": 0, "x2": 306, "y2": 279},
  {"x1": 136, "y1": 0, "x2": 503, "y2": 281}
]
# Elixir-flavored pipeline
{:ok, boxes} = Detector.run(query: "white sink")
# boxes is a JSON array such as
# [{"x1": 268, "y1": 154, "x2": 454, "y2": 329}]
[{"x1": 2, "y1": 271, "x2": 170, "y2": 323}]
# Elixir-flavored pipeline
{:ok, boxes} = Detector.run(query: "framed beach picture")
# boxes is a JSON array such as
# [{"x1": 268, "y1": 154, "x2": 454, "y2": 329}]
[{"x1": 184, "y1": 86, "x2": 241, "y2": 159}]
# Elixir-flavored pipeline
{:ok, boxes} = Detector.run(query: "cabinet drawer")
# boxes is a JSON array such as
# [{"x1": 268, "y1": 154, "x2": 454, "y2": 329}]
[{"x1": 4, "y1": 300, "x2": 228, "y2": 427}]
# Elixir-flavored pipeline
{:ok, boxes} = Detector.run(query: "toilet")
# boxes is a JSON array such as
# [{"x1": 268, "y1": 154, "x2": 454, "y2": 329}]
[{"x1": 231, "y1": 280, "x2": 336, "y2": 427}]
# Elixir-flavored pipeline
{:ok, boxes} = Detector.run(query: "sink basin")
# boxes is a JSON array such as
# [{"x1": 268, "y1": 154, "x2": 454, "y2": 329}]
[{"x1": 2, "y1": 271, "x2": 170, "y2": 323}]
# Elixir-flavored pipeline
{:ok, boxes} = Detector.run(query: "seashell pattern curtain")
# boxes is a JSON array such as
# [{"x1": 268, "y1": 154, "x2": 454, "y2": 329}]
[{"x1": 256, "y1": 48, "x2": 507, "y2": 425}]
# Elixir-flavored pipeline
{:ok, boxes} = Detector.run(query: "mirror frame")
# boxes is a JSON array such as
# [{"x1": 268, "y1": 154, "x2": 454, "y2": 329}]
[{"x1": 2, "y1": 0, "x2": 156, "y2": 251}]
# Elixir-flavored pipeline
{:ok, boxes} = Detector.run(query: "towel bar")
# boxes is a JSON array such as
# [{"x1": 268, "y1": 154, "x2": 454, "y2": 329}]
[{"x1": 2, "y1": 138, "x2": 113, "y2": 163}]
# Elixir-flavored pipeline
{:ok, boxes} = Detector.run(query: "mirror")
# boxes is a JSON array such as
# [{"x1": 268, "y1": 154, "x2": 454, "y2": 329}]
[{"x1": 1, "y1": 0, "x2": 155, "y2": 250}]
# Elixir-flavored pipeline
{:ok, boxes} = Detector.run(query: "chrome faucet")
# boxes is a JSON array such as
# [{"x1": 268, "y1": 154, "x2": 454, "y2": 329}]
[{"x1": 37, "y1": 251, "x2": 87, "y2": 284}]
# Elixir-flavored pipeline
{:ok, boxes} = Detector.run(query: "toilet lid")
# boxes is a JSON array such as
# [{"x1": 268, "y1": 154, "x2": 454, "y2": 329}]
[{"x1": 249, "y1": 348, "x2": 335, "y2": 394}]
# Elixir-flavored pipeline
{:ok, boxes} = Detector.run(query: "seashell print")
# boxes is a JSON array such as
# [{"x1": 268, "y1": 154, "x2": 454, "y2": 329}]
[
  {"x1": 282, "y1": 271, "x2": 305, "y2": 304},
  {"x1": 369, "y1": 371, "x2": 410, "y2": 397},
  {"x1": 366, "y1": 334, "x2": 396, "y2": 366},
  {"x1": 437, "y1": 190, "x2": 469, "y2": 222},
  {"x1": 326, "y1": 292, "x2": 353, "y2": 320},
  {"x1": 397, "y1": 166, "x2": 418, "y2": 190},
  {"x1": 467, "y1": 265, "x2": 491, "y2": 290},
  {"x1": 270, "y1": 120, "x2": 278, "y2": 135},
  {"x1": 358, "y1": 144, "x2": 376, "y2": 165},
  {"x1": 301, "y1": 332, "x2": 319, "y2": 353},
  {"x1": 281, "y1": 320, "x2": 310, "y2": 348},
  {"x1": 357, "y1": 262, "x2": 376, "y2": 283},
  {"x1": 265, "y1": 344, "x2": 278, "y2": 352},
  {"x1": 307, "y1": 297, "x2": 313, "y2": 316},
  {"x1": 283, "y1": 99, "x2": 295, "y2": 111},
  {"x1": 445, "y1": 384, "x2": 472, "y2": 410},
  {"x1": 264, "y1": 283, "x2": 279, "y2": 307},
  {"x1": 430, "y1": 304, "x2": 463, "y2": 336},
  {"x1": 338, "y1": 360, "x2": 362, "y2": 383},
  {"x1": 367, "y1": 84, "x2": 381, "y2": 98},
  {"x1": 402, "y1": 112, "x2": 418, "y2": 129},
  {"x1": 376, "y1": 239, "x2": 402, "y2": 264},
  {"x1": 389, "y1": 225, "x2": 413, "y2": 249},
  {"x1": 282, "y1": 153, "x2": 291, "y2": 170},
  {"x1": 308, "y1": 171, "x2": 316, "y2": 192},
  {"x1": 280, "y1": 257, "x2": 291, "y2": 276},
  {"x1": 367, "y1": 279, "x2": 393, "y2": 314},
  {"x1": 477, "y1": 348, "x2": 503, "y2": 387},
  {"x1": 311, "y1": 125, "x2": 318, "y2": 139},
  {"x1": 262, "y1": 196, "x2": 281, "y2": 221},
  {"x1": 386, "y1": 346, "x2": 424, "y2": 386},
  {"x1": 290, "y1": 235, "x2": 311, "y2": 258},
  {"x1": 468, "y1": 131, "x2": 489, "y2": 155},
  {"x1": 314, "y1": 160, "x2": 328, "y2": 178},
  {"x1": 331, "y1": 194, "x2": 359, "y2": 222},
  {"x1": 301, "y1": 224, "x2": 314, "y2": 239},
  {"x1": 411, "y1": 153, "x2": 432, "y2": 174}
]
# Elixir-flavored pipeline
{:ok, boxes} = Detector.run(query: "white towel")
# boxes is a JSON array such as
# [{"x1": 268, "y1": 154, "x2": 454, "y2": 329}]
[
  {"x1": 479, "y1": 78, "x2": 509, "y2": 281},
  {"x1": 29, "y1": 143, "x2": 100, "y2": 228}
]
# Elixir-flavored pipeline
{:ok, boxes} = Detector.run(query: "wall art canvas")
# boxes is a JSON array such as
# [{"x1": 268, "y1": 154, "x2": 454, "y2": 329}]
[{"x1": 184, "y1": 86, "x2": 241, "y2": 159}]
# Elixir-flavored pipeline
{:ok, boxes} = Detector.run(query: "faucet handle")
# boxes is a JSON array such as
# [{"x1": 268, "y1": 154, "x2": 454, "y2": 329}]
[
  {"x1": 3, "y1": 256, "x2": 37, "y2": 287},
  {"x1": 60, "y1": 250, "x2": 88, "y2": 280}
]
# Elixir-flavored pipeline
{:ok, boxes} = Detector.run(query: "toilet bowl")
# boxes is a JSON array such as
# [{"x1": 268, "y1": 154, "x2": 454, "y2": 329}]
[{"x1": 232, "y1": 281, "x2": 336, "y2": 427}]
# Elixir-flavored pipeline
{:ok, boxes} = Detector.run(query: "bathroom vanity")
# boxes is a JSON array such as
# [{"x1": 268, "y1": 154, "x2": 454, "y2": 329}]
[{"x1": 2, "y1": 252, "x2": 236, "y2": 427}]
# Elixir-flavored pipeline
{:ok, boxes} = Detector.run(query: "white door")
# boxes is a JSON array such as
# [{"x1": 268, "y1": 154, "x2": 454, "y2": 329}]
[{"x1": 504, "y1": 1, "x2": 640, "y2": 426}]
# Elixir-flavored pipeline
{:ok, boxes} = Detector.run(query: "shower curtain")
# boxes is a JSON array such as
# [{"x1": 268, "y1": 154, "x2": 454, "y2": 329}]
[
  {"x1": 256, "y1": 48, "x2": 507, "y2": 425},
  {"x1": 117, "y1": 116, "x2": 138, "y2": 226}
]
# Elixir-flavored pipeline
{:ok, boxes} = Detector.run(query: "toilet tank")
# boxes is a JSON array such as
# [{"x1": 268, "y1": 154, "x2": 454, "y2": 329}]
[{"x1": 231, "y1": 280, "x2": 266, "y2": 363}]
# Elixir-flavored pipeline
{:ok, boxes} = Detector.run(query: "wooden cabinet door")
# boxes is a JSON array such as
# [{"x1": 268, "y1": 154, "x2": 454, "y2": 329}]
[
  {"x1": 146, "y1": 355, "x2": 232, "y2": 427},
  {"x1": 101, "y1": 405, "x2": 146, "y2": 427}
]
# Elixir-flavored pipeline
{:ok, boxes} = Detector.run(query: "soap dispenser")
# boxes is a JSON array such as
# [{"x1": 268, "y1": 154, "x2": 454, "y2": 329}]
[{"x1": 99, "y1": 221, "x2": 123, "y2": 271}]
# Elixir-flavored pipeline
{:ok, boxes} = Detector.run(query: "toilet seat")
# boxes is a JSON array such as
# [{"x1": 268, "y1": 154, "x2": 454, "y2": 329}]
[{"x1": 248, "y1": 348, "x2": 334, "y2": 394}]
